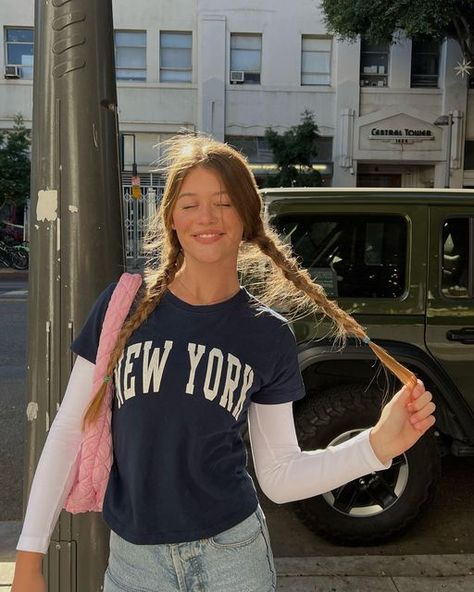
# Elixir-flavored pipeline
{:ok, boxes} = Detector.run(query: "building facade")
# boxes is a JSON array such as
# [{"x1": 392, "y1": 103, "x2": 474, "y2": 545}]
[{"x1": 1, "y1": 0, "x2": 474, "y2": 189}]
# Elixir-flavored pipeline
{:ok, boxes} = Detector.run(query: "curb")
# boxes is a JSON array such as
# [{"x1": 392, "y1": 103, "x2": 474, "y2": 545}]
[
  {"x1": 0, "y1": 269, "x2": 28, "y2": 281},
  {"x1": 274, "y1": 554, "x2": 474, "y2": 577},
  {"x1": 0, "y1": 562, "x2": 14, "y2": 587}
]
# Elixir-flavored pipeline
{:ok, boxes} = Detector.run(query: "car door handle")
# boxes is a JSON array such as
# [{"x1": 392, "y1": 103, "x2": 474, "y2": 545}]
[{"x1": 446, "y1": 328, "x2": 474, "y2": 344}]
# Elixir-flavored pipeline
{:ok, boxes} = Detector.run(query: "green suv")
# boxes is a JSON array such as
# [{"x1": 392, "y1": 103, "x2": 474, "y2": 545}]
[{"x1": 261, "y1": 187, "x2": 474, "y2": 544}]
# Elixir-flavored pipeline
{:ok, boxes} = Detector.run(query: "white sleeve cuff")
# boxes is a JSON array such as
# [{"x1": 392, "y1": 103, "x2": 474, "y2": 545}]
[{"x1": 349, "y1": 428, "x2": 393, "y2": 471}]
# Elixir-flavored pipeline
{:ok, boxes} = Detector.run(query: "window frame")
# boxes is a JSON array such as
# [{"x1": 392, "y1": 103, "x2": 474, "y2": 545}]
[
  {"x1": 159, "y1": 30, "x2": 192, "y2": 84},
  {"x1": 114, "y1": 29, "x2": 147, "y2": 82},
  {"x1": 359, "y1": 39, "x2": 390, "y2": 88},
  {"x1": 410, "y1": 38, "x2": 440, "y2": 88},
  {"x1": 272, "y1": 212, "x2": 408, "y2": 300},
  {"x1": 4, "y1": 26, "x2": 34, "y2": 79},
  {"x1": 229, "y1": 32, "x2": 262, "y2": 85},
  {"x1": 300, "y1": 35, "x2": 332, "y2": 86},
  {"x1": 463, "y1": 140, "x2": 474, "y2": 171},
  {"x1": 438, "y1": 215, "x2": 474, "y2": 300}
]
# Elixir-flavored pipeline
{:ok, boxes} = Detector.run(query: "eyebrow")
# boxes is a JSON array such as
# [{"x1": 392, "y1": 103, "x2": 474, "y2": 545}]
[{"x1": 177, "y1": 190, "x2": 229, "y2": 199}]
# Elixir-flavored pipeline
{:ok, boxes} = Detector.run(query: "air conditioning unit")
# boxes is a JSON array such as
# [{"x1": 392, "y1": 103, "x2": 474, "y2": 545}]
[
  {"x1": 5, "y1": 65, "x2": 20, "y2": 79},
  {"x1": 230, "y1": 70, "x2": 245, "y2": 83}
]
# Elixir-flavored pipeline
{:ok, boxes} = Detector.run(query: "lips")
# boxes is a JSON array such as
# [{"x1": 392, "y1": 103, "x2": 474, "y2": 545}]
[{"x1": 193, "y1": 232, "x2": 224, "y2": 244}]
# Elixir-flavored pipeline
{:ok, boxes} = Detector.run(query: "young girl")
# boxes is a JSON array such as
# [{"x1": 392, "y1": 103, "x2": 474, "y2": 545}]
[{"x1": 12, "y1": 134, "x2": 436, "y2": 592}]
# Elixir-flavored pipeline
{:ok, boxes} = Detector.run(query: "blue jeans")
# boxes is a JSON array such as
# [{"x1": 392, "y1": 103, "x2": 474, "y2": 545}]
[{"x1": 103, "y1": 504, "x2": 277, "y2": 592}]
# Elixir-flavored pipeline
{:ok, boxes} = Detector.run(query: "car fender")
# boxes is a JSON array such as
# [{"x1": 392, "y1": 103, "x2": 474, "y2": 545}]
[{"x1": 297, "y1": 338, "x2": 474, "y2": 445}]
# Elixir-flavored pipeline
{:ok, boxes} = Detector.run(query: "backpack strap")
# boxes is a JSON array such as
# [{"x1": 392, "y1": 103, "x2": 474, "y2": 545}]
[{"x1": 95, "y1": 272, "x2": 143, "y2": 383}]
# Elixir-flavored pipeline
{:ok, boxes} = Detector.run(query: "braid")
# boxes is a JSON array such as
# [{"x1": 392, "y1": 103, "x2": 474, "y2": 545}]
[
  {"x1": 81, "y1": 246, "x2": 181, "y2": 430},
  {"x1": 255, "y1": 233, "x2": 366, "y2": 344},
  {"x1": 252, "y1": 228, "x2": 417, "y2": 390}
]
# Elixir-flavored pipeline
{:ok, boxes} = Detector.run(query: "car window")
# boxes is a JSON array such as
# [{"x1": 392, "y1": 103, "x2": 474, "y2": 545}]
[
  {"x1": 273, "y1": 214, "x2": 407, "y2": 298},
  {"x1": 441, "y1": 217, "x2": 471, "y2": 299}
]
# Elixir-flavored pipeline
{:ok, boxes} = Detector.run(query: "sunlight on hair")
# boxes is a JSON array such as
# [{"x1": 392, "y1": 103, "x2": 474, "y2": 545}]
[{"x1": 81, "y1": 133, "x2": 417, "y2": 429}]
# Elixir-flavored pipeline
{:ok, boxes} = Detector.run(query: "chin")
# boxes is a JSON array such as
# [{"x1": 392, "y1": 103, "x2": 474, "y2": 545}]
[
  {"x1": 184, "y1": 249, "x2": 237, "y2": 265},
  {"x1": 194, "y1": 255, "x2": 228, "y2": 265}
]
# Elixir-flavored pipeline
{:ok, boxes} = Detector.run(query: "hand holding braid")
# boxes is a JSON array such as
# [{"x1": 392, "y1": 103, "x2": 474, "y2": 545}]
[{"x1": 252, "y1": 229, "x2": 432, "y2": 465}]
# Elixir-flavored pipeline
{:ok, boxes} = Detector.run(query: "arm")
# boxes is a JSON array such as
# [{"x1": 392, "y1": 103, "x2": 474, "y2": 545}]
[
  {"x1": 16, "y1": 356, "x2": 95, "y2": 555},
  {"x1": 248, "y1": 400, "x2": 391, "y2": 505}
]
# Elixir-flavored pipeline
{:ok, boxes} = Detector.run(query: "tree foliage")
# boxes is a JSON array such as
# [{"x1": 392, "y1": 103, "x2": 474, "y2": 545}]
[
  {"x1": 263, "y1": 109, "x2": 323, "y2": 187},
  {"x1": 0, "y1": 113, "x2": 31, "y2": 211},
  {"x1": 320, "y1": 0, "x2": 474, "y2": 61}
]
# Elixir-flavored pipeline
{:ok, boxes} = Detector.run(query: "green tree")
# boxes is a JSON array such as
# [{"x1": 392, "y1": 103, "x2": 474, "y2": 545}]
[
  {"x1": 0, "y1": 113, "x2": 31, "y2": 214},
  {"x1": 320, "y1": 0, "x2": 474, "y2": 63},
  {"x1": 263, "y1": 109, "x2": 323, "y2": 187}
]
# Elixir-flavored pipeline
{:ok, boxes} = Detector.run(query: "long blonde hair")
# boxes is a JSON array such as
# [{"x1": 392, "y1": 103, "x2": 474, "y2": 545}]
[{"x1": 81, "y1": 132, "x2": 416, "y2": 429}]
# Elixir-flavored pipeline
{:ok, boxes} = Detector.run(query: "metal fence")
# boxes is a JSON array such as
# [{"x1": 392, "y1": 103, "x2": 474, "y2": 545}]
[{"x1": 121, "y1": 172, "x2": 166, "y2": 268}]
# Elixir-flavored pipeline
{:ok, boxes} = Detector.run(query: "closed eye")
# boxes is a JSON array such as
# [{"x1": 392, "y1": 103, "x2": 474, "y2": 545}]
[{"x1": 182, "y1": 203, "x2": 232, "y2": 209}]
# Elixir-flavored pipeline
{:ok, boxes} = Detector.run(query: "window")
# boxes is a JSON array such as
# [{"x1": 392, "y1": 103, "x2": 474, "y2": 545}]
[
  {"x1": 160, "y1": 31, "x2": 192, "y2": 83},
  {"x1": 411, "y1": 39, "x2": 440, "y2": 88},
  {"x1": 225, "y1": 135, "x2": 333, "y2": 170},
  {"x1": 120, "y1": 133, "x2": 136, "y2": 171},
  {"x1": 272, "y1": 214, "x2": 407, "y2": 298},
  {"x1": 5, "y1": 27, "x2": 34, "y2": 79},
  {"x1": 230, "y1": 33, "x2": 262, "y2": 84},
  {"x1": 464, "y1": 141, "x2": 474, "y2": 170},
  {"x1": 226, "y1": 135, "x2": 333, "y2": 162},
  {"x1": 360, "y1": 39, "x2": 389, "y2": 87},
  {"x1": 301, "y1": 36, "x2": 331, "y2": 85},
  {"x1": 115, "y1": 31, "x2": 146, "y2": 81},
  {"x1": 225, "y1": 136, "x2": 273, "y2": 163},
  {"x1": 441, "y1": 217, "x2": 472, "y2": 299}
]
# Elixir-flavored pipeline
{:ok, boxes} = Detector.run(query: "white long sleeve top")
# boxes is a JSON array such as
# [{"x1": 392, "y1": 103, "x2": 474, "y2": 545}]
[{"x1": 16, "y1": 355, "x2": 391, "y2": 554}]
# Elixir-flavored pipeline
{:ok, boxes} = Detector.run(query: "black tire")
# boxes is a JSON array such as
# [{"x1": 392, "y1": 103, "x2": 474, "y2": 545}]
[
  {"x1": 11, "y1": 249, "x2": 28, "y2": 270},
  {"x1": 0, "y1": 250, "x2": 12, "y2": 268},
  {"x1": 293, "y1": 382, "x2": 441, "y2": 545}
]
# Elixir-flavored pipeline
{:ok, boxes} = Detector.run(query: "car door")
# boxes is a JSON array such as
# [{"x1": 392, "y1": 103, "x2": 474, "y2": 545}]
[{"x1": 425, "y1": 207, "x2": 474, "y2": 412}]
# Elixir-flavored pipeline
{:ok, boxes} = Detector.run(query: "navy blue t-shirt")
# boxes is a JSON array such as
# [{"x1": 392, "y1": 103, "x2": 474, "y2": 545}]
[{"x1": 70, "y1": 281, "x2": 305, "y2": 544}]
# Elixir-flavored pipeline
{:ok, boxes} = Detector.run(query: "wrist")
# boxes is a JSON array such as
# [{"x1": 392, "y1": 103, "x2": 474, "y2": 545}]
[
  {"x1": 369, "y1": 426, "x2": 393, "y2": 466},
  {"x1": 15, "y1": 550, "x2": 45, "y2": 571}
]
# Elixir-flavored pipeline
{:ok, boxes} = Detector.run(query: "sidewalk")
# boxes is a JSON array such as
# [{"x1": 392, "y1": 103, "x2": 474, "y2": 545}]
[
  {"x1": 0, "y1": 269, "x2": 28, "y2": 281},
  {"x1": 274, "y1": 555, "x2": 474, "y2": 591},
  {"x1": 1, "y1": 522, "x2": 473, "y2": 591}
]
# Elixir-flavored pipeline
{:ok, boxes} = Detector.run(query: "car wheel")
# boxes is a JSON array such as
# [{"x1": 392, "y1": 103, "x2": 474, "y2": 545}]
[{"x1": 293, "y1": 382, "x2": 441, "y2": 544}]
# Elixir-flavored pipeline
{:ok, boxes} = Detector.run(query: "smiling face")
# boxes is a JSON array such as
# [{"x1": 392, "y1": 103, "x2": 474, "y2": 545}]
[{"x1": 171, "y1": 166, "x2": 244, "y2": 267}]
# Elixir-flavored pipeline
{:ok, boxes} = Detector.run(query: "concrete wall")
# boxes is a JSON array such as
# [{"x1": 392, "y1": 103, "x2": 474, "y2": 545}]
[
  {"x1": 0, "y1": 0, "x2": 472, "y2": 187},
  {"x1": 0, "y1": 0, "x2": 34, "y2": 127}
]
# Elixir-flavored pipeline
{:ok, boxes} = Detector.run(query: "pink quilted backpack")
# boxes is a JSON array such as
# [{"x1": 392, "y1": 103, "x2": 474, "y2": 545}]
[{"x1": 64, "y1": 272, "x2": 143, "y2": 513}]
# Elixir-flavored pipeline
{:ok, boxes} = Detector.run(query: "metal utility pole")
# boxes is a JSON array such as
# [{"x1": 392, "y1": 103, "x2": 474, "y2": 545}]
[{"x1": 25, "y1": 0, "x2": 123, "y2": 590}]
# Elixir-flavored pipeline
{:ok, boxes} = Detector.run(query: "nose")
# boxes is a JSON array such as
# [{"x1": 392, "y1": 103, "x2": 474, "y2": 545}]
[{"x1": 196, "y1": 202, "x2": 219, "y2": 225}]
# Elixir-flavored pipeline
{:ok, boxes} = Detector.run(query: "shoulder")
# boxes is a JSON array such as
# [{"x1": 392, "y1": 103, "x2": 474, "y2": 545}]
[
  {"x1": 84, "y1": 281, "x2": 119, "y2": 322},
  {"x1": 96, "y1": 281, "x2": 119, "y2": 308},
  {"x1": 243, "y1": 289, "x2": 295, "y2": 339}
]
